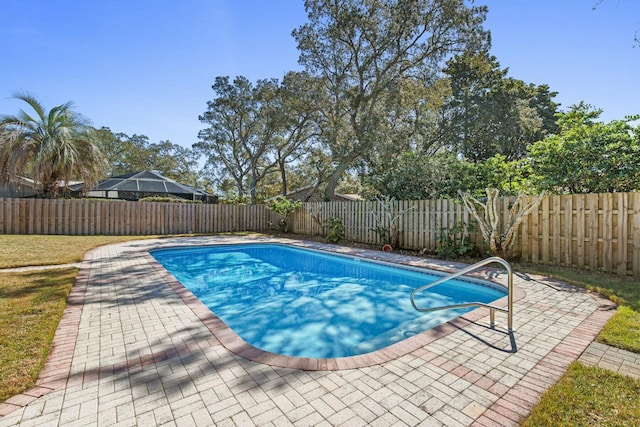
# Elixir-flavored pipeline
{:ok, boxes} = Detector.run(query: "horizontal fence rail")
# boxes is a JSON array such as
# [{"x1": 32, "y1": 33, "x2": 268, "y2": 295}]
[
  {"x1": 0, "y1": 198, "x2": 278, "y2": 236},
  {"x1": 1, "y1": 192, "x2": 639, "y2": 276}
]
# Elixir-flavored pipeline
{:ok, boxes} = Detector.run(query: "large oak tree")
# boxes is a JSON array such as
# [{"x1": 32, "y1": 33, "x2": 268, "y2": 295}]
[
  {"x1": 196, "y1": 76, "x2": 285, "y2": 204},
  {"x1": 292, "y1": 0, "x2": 489, "y2": 200}
]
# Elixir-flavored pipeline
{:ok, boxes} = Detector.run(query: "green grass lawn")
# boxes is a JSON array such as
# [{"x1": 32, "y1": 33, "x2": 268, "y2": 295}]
[
  {"x1": 0, "y1": 235, "x2": 161, "y2": 268},
  {"x1": 0, "y1": 268, "x2": 76, "y2": 402},
  {"x1": 523, "y1": 362, "x2": 640, "y2": 426}
]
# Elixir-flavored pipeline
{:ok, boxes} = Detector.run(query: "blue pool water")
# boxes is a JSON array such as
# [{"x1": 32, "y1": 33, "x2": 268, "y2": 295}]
[{"x1": 151, "y1": 244, "x2": 506, "y2": 358}]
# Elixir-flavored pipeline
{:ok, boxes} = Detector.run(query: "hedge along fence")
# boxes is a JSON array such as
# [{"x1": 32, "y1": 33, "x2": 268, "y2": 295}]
[
  {"x1": 0, "y1": 198, "x2": 279, "y2": 236},
  {"x1": 290, "y1": 192, "x2": 640, "y2": 277}
]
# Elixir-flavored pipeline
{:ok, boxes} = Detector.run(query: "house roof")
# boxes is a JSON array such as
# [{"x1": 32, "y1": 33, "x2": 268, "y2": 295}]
[
  {"x1": 267, "y1": 185, "x2": 363, "y2": 202},
  {"x1": 72, "y1": 171, "x2": 211, "y2": 197}
]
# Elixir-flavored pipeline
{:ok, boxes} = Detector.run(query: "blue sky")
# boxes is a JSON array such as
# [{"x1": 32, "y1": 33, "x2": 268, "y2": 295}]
[{"x1": 1, "y1": 0, "x2": 638, "y2": 149}]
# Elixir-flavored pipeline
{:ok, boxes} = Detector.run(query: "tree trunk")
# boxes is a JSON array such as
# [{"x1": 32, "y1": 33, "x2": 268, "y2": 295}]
[
  {"x1": 279, "y1": 160, "x2": 287, "y2": 195},
  {"x1": 41, "y1": 178, "x2": 58, "y2": 199},
  {"x1": 249, "y1": 172, "x2": 258, "y2": 205},
  {"x1": 323, "y1": 154, "x2": 358, "y2": 201}
]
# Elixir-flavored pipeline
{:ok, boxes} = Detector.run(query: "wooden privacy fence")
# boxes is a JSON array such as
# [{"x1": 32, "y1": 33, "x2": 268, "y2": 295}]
[
  {"x1": 1, "y1": 193, "x2": 639, "y2": 276},
  {"x1": 291, "y1": 193, "x2": 640, "y2": 277},
  {"x1": 0, "y1": 198, "x2": 278, "y2": 235}
]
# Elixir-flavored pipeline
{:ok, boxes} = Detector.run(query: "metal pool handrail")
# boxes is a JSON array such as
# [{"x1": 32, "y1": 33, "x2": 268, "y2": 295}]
[{"x1": 410, "y1": 257, "x2": 513, "y2": 332}]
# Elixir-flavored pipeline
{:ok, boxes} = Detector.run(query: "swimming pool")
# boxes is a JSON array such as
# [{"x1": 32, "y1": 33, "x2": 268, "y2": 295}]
[{"x1": 151, "y1": 244, "x2": 507, "y2": 358}]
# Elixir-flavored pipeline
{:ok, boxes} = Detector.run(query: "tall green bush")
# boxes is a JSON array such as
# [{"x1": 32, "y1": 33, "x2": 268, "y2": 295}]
[{"x1": 266, "y1": 196, "x2": 302, "y2": 233}]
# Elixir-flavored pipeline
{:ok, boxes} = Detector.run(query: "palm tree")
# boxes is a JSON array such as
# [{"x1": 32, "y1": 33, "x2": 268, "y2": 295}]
[{"x1": 0, "y1": 93, "x2": 107, "y2": 198}]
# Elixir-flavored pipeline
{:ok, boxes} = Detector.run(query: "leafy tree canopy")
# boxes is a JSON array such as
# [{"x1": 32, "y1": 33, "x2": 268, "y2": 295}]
[
  {"x1": 293, "y1": 0, "x2": 489, "y2": 200},
  {"x1": 95, "y1": 127, "x2": 200, "y2": 187},
  {"x1": 362, "y1": 151, "x2": 476, "y2": 200},
  {"x1": 528, "y1": 103, "x2": 640, "y2": 193},
  {"x1": 439, "y1": 49, "x2": 559, "y2": 162}
]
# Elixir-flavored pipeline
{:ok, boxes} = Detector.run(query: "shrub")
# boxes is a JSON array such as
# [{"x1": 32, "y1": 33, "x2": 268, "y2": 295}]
[
  {"x1": 266, "y1": 196, "x2": 302, "y2": 233},
  {"x1": 435, "y1": 222, "x2": 476, "y2": 259},
  {"x1": 324, "y1": 217, "x2": 345, "y2": 243}
]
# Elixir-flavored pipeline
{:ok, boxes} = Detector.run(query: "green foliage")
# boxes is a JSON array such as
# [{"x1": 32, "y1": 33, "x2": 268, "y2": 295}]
[
  {"x1": 470, "y1": 154, "x2": 533, "y2": 196},
  {"x1": 364, "y1": 150, "x2": 537, "y2": 200},
  {"x1": 293, "y1": 0, "x2": 489, "y2": 200},
  {"x1": 196, "y1": 74, "x2": 318, "y2": 204},
  {"x1": 364, "y1": 152, "x2": 477, "y2": 200},
  {"x1": 372, "y1": 102, "x2": 640, "y2": 201},
  {"x1": 266, "y1": 196, "x2": 302, "y2": 232},
  {"x1": 435, "y1": 222, "x2": 476, "y2": 259},
  {"x1": 0, "y1": 93, "x2": 107, "y2": 198},
  {"x1": 138, "y1": 196, "x2": 201, "y2": 204},
  {"x1": 371, "y1": 225, "x2": 391, "y2": 245},
  {"x1": 529, "y1": 103, "x2": 640, "y2": 194},
  {"x1": 366, "y1": 197, "x2": 413, "y2": 247},
  {"x1": 324, "y1": 217, "x2": 345, "y2": 243},
  {"x1": 440, "y1": 50, "x2": 559, "y2": 162},
  {"x1": 195, "y1": 76, "x2": 276, "y2": 205},
  {"x1": 95, "y1": 128, "x2": 201, "y2": 186},
  {"x1": 266, "y1": 196, "x2": 303, "y2": 217}
]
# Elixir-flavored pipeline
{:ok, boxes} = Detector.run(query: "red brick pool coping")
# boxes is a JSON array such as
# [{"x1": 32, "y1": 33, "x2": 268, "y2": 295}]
[{"x1": 147, "y1": 241, "x2": 527, "y2": 371}]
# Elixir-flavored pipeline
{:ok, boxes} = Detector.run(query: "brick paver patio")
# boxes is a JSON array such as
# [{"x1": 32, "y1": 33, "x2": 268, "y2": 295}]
[{"x1": 0, "y1": 235, "x2": 619, "y2": 426}]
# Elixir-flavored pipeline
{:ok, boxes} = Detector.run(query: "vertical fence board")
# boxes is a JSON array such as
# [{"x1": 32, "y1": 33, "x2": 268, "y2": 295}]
[
  {"x1": 41, "y1": 200, "x2": 48, "y2": 235},
  {"x1": 84, "y1": 200, "x2": 91, "y2": 235},
  {"x1": 519, "y1": 197, "x2": 529, "y2": 262},
  {"x1": 13, "y1": 200, "x2": 20, "y2": 234},
  {"x1": 551, "y1": 195, "x2": 561, "y2": 265},
  {"x1": 532, "y1": 198, "x2": 541, "y2": 264},
  {"x1": 0, "y1": 198, "x2": 5, "y2": 233},
  {"x1": 1, "y1": 198, "x2": 7, "y2": 232},
  {"x1": 29, "y1": 200, "x2": 37, "y2": 234},
  {"x1": 588, "y1": 194, "x2": 599, "y2": 271},
  {"x1": 541, "y1": 196, "x2": 550, "y2": 264},
  {"x1": 633, "y1": 193, "x2": 640, "y2": 276},
  {"x1": 44, "y1": 199, "x2": 50, "y2": 234},
  {"x1": 418, "y1": 200, "x2": 425, "y2": 249},
  {"x1": 603, "y1": 193, "x2": 613, "y2": 272},
  {"x1": 576, "y1": 195, "x2": 586, "y2": 269},
  {"x1": 2, "y1": 199, "x2": 8, "y2": 233},
  {"x1": 38, "y1": 200, "x2": 45, "y2": 234},
  {"x1": 46, "y1": 200, "x2": 53, "y2": 234},
  {"x1": 563, "y1": 195, "x2": 573, "y2": 267},
  {"x1": 616, "y1": 193, "x2": 628, "y2": 275},
  {"x1": 55, "y1": 200, "x2": 62, "y2": 234},
  {"x1": 429, "y1": 199, "x2": 437, "y2": 252}
]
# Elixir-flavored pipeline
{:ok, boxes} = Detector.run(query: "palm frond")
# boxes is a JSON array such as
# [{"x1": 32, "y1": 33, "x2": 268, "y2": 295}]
[{"x1": 0, "y1": 94, "x2": 106, "y2": 197}]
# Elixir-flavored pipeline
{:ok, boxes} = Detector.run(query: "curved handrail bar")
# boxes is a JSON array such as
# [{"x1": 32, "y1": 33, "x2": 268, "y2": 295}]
[{"x1": 410, "y1": 257, "x2": 513, "y2": 331}]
